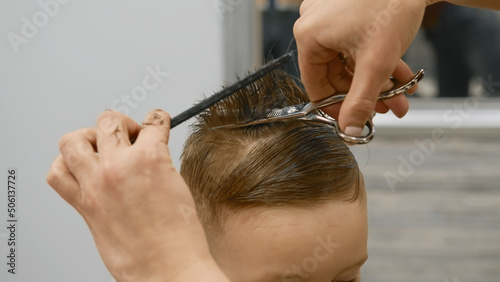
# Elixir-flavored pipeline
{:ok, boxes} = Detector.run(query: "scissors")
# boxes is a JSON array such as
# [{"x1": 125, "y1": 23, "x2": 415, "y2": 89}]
[{"x1": 214, "y1": 69, "x2": 424, "y2": 145}]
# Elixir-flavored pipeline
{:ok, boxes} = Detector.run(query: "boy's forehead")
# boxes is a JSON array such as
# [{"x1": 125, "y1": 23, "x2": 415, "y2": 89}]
[
  {"x1": 223, "y1": 199, "x2": 366, "y2": 239},
  {"x1": 211, "y1": 199, "x2": 368, "y2": 281}
]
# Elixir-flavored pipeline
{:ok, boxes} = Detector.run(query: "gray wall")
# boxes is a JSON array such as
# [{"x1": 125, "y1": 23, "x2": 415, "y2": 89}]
[
  {"x1": 0, "y1": 1, "x2": 227, "y2": 281},
  {"x1": 222, "y1": 0, "x2": 260, "y2": 81}
]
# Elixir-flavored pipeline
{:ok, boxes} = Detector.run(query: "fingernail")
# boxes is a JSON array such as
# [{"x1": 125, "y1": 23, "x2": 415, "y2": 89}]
[
  {"x1": 344, "y1": 126, "x2": 363, "y2": 137},
  {"x1": 407, "y1": 83, "x2": 419, "y2": 95},
  {"x1": 143, "y1": 112, "x2": 166, "y2": 126}
]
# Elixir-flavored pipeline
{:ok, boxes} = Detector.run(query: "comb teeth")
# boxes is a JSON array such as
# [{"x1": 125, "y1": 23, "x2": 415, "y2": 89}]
[{"x1": 169, "y1": 52, "x2": 294, "y2": 129}]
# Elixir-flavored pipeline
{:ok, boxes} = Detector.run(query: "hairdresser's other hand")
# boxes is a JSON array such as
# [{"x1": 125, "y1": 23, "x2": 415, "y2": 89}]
[
  {"x1": 46, "y1": 110, "x2": 229, "y2": 282},
  {"x1": 294, "y1": 0, "x2": 427, "y2": 136}
]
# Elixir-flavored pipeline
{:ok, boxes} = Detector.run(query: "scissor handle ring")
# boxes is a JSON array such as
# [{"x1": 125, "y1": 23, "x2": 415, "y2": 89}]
[
  {"x1": 336, "y1": 113, "x2": 376, "y2": 145},
  {"x1": 306, "y1": 112, "x2": 376, "y2": 145}
]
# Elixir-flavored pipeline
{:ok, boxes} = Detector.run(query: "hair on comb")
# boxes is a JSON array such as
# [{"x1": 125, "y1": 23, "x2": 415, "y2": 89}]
[
  {"x1": 197, "y1": 65, "x2": 313, "y2": 132},
  {"x1": 169, "y1": 52, "x2": 294, "y2": 129}
]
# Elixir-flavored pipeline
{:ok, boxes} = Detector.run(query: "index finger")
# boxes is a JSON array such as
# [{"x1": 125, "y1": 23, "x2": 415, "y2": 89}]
[
  {"x1": 298, "y1": 54, "x2": 339, "y2": 101},
  {"x1": 96, "y1": 111, "x2": 141, "y2": 155},
  {"x1": 295, "y1": 29, "x2": 339, "y2": 102}
]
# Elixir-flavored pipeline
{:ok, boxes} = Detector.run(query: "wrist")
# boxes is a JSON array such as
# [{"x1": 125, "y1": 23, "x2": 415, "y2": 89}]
[
  {"x1": 108, "y1": 214, "x2": 223, "y2": 282},
  {"x1": 143, "y1": 219, "x2": 228, "y2": 282},
  {"x1": 170, "y1": 257, "x2": 230, "y2": 282},
  {"x1": 134, "y1": 247, "x2": 228, "y2": 282}
]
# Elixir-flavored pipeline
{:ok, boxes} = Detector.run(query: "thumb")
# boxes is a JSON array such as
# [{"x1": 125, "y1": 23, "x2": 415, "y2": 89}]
[
  {"x1": 135, "y1": 109, "x2": 172, "y2": 147},
  {"x1": 338, "y1": 50, "x2": 400, "y2": 136}
]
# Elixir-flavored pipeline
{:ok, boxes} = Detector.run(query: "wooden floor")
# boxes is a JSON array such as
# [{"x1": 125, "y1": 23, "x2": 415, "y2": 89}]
[{"x1": 354, "y1": 128, "x2": 500, "y2": 282}]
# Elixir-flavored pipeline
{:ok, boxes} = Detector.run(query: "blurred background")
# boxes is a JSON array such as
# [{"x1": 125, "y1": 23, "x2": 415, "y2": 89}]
[
  {"x1": 249, "y1": 1, "x2": 500, "y2": 281},
  {"x1": 1, "y1": 1, "x2": 499, "y2": 281}
]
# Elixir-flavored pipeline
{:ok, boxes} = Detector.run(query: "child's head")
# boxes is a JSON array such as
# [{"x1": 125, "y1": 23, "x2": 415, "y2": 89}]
[{"x1": 181, "y1": 71, "x2": 367, "y2": 281}]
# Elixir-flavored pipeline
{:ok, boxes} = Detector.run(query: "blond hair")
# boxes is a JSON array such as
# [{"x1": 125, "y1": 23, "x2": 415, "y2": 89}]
[{"x1": 180, "y1": 70, "x2": 360, "y2": 234}]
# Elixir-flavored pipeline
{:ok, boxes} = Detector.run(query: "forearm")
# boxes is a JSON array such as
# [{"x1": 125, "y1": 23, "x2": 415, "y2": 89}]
[{"x1": 429, "y1": 0, "x2": 500, "y2": 10}]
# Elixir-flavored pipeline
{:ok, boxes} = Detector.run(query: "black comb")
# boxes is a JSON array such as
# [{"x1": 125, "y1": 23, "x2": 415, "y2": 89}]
[{"x1": 170, "y1": 52, "x2": 294, "y2": 129}]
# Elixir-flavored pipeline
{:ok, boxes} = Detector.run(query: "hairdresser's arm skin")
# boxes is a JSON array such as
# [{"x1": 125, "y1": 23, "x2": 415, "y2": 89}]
[
  {"x1": 46, "y1": 110, "x2": 229, "y2": 282},
  {"x1": 295, "y1": 0, "x2": 500, "y2": 136}
]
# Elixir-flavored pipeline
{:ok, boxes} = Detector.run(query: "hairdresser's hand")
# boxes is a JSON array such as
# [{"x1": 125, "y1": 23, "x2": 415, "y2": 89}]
[
  {"x1": 294, "y1": 0, "x2": 427, "y2": 136},
  {"x1": 46, "y1": 110, "x2": 229, "y2": 282}
]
